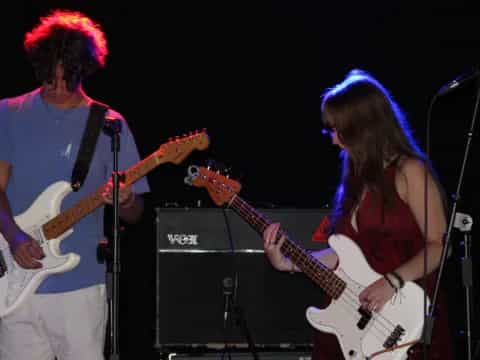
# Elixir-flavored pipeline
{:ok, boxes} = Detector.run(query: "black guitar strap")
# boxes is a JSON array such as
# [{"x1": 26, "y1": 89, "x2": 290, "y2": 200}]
[{"x1": 71, "y1": 101, "x2": 109, "y2": 191}]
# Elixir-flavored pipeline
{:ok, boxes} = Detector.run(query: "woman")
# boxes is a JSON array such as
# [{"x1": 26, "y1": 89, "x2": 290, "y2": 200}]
[{"x1": 263, "y1": 69, "x2": 453, "y2": 359}]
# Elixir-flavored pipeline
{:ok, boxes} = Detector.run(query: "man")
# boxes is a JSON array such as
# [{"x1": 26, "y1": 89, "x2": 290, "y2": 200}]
[{"x1": 0, "y1": 9, "x2": 150, "y2": 359}]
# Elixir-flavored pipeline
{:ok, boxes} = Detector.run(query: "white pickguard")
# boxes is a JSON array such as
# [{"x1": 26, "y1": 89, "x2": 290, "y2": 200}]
[
  {"x1": 0, "y1": 181, "x2": 80, "y2": 317},
  {"x1": 305, "y1": 234, "x2": 428, "y2": 360}
]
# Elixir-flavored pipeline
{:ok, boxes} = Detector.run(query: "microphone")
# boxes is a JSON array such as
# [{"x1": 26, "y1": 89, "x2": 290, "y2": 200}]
[
  {"x1": 437, "y1": 67, "x2": 480, "y2": 96},
  {"x1": 103, "y1": 115, "x2": 122, "y2": 135},
  {"x1": 222, "y1": 277, "x2": 233, "y2": 324}
]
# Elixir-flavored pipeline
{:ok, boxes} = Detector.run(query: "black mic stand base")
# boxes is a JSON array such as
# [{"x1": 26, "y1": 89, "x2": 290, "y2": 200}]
[{"x1": 233, "y1": 305, "x2": 259, "y2": 360}]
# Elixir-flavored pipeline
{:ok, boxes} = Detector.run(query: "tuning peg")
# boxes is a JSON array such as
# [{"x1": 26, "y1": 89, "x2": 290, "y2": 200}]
[{"x1": 206, "y1": 159, "x2": 216, "y2": 170}]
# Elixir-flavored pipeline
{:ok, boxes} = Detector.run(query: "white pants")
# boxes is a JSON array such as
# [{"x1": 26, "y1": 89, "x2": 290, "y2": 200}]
[{"x1": 0, "y1": 284, "x2": 107, "y2": 360}]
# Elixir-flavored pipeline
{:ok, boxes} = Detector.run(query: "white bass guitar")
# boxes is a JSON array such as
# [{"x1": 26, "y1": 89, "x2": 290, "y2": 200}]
[{"x1": 185, "y1": 165, "x2": 428, "y2": 360}]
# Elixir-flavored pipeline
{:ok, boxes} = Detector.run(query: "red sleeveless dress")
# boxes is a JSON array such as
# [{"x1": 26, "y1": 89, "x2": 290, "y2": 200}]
[{"x1": 310, "y1": 166, "x2": 454, "y2": 359}]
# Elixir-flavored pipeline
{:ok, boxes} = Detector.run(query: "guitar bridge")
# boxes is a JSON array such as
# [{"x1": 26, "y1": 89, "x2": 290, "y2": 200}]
[{"x1": 383, "y1": 325, "x2": 405, "y2": 348}]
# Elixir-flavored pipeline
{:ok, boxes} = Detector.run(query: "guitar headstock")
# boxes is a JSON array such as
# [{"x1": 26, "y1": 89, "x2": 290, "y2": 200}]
[
  {"x1": 184, "y1": 165, "x2": 241, "y2": 206},
  {"x1": 160, "y1": 129, "x2": 210, "y2": 164}
]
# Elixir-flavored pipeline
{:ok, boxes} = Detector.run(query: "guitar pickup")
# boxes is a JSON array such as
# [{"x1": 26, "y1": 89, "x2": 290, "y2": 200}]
[
  {"x1": 357, "y1": 307, "x2": 372, "y2": 330},
  {"x1": 0, "y1": 250, "x2": 7, "y2": 277}
]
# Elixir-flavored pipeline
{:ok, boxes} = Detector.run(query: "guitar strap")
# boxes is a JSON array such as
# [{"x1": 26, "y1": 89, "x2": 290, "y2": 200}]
[{"x1": 71, "y1": 101, "x2": 110, "y2": 191}]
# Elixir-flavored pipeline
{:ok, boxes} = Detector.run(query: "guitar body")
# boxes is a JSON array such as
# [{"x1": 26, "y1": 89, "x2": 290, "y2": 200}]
[
  {"x1": 0, "y1": 181, "x2": 80, "y2": 317},
  {"x1": 306, "y1": 234, "x2": 428, "y2": 360}
]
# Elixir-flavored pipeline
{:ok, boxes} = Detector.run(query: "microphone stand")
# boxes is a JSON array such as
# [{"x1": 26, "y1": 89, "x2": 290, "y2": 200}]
[
  {"x1": 220, "y1": 206, "x2": 259, "y2": 360},
  {"x1": 232, "y1": 295, "x2": 258, "y2": 360},
  {"x1": 103, "y1": 117, "x2": 123, "y2": 360},
  {"x1": 221, "y1": 275, "x2": 259, "y2": 360},
  {"x1": 423, "y1": 83, "x2": 480, "y2": 358}
]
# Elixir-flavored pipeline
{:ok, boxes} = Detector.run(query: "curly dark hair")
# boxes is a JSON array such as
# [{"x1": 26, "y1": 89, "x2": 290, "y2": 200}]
[{"x1": 24, "y1": 9, "x2": 108, "y2": 91}]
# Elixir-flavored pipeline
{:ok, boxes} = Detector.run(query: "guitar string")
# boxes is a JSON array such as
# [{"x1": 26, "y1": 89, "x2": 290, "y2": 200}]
[
  {"x1": 330, "y1": 276, "x2": 398, "y2": 341},
  {"x1": 230, "y1": 198, "x2": 396, "y2": 342},
  {"x1": 287, "y1": 244, "x2": 393, "y2": 342},
  {"x1": 300, "y1": 255, "x2": 395, "y2": 339},
  {"x1": 325, "y1": 295, "x2": 391, "y2": 343},
  {"x1": 298, "y1": 253, "x2": 395, "y2": 335},
  {"x1": 285, "y1": 237, "x2": 396, "y2": 339},
  {"x1": 296, "y1": 276, "x2": 391, "y2": 344}
]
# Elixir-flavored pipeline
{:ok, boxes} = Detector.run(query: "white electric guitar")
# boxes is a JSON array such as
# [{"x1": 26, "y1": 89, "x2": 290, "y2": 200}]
[
  {"x1": 185, "y1": 165, "x2": 428, "y2": 360},
  {"x1": 0, "y1": 130, "x2": 210, "y2": 317}
]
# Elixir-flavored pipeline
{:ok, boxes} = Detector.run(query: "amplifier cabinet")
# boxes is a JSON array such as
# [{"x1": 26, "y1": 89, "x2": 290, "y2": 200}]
[{"x1": 154, "y1": 208, "x2": 328, "y2": 351}]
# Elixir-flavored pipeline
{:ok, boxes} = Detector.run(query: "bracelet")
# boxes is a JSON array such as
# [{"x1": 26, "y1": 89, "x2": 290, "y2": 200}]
[
  {"x1": 120, "y1": 192, "x2": 136, "y2": 209},
  {"x1": 9, "y1": 232, "x2": 30, "y2": 254},
  {"x1": 389, "y1": 271, "x2": 405, "y2": 289},
  {"x1": 383, "y1": 274, "x2": 397, "y2": 291}
]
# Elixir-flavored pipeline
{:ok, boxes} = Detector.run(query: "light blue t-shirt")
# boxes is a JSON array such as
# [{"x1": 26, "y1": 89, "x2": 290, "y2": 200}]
[{"x1": 0, "y1": 89, "x2": 150, "y2": 293}]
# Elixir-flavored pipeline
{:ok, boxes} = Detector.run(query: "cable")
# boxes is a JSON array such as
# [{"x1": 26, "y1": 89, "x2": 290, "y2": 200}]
[{"x1": 422, "y1": 92, "x2": 439, "y2": 359}]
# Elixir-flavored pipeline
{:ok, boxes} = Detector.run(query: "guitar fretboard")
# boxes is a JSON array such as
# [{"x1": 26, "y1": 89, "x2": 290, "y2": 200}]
[
  {"x1": 229, "y1": 195, "x2": 346, "y2": 299},
  {"x1": 42, "y1": 149, "x2": 164, "y2": 240}
]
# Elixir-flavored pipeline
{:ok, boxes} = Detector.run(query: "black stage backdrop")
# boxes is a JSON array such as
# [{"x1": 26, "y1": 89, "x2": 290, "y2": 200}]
[{"x1": 2, "y1": 1, "x2": 480, "y2": 358}]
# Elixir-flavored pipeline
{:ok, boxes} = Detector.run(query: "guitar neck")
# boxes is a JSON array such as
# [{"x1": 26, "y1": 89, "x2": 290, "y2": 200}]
[
  {"x1": 42, "y1": 149, "x2": 165, "y2": 240},
  {"x1": 229, "y1": 195, "x2": 345, "y2": 299}
]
